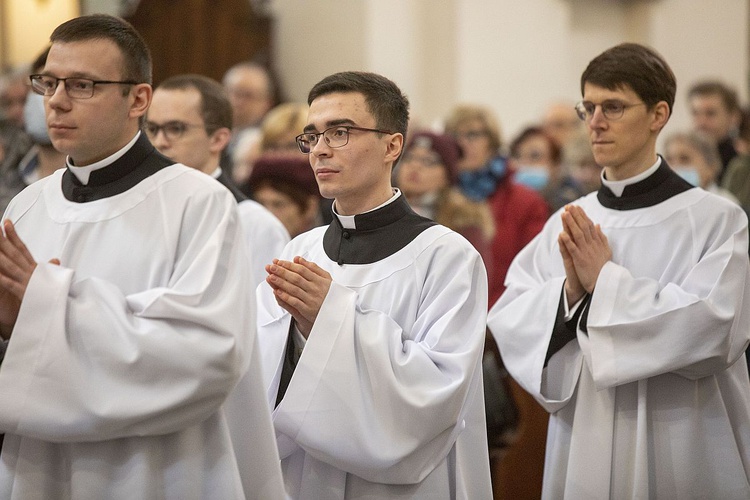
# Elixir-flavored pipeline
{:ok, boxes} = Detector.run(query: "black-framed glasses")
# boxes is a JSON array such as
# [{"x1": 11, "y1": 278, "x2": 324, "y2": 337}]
[
  {"x1": 575, "y1": 100, "x2": 647, "y2": 122},
  {"x1": 144, "y1": 121, "x2": 205, "y2": 141},
  {"x1": 296, "y1": 125, "x2": 394, "y2": 154},
  {"x1": 29, "y1": 74, "x2": 139, "y2": 99}
]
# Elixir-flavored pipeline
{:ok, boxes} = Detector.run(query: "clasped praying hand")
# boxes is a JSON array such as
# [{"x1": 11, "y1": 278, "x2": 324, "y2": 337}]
[
  {"x1": 557, "y1": 205, "x2": 612, "y2": 305},
  {"x1": 265, "y1": 256, "x2": 332, "y2": 339}
]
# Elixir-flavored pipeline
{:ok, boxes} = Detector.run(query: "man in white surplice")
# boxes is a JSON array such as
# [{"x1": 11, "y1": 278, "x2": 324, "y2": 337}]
[
  {"x1": 258, "y1": 71, "x2": 493, "y2": 499},
  {"x1": 487, "y1": 43, "x2": 750, "y2": 499},
  {"x1": 147, "y1": 73, "x2": 290, "y2": 497},
  {"x1": 0, "y1": 14, "x2": 284, "y2": 500}
]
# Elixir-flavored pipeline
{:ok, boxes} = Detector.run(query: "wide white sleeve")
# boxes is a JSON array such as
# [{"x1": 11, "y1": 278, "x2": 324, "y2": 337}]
[
  {"x1": 237, "y1": 200, "x2": 290, "y2": 289},
  {"x1": 0, "y1": 190, "x2": 254, "y2": 443},
  {"x1": 272, "y1": 236, "x2": 488, "y2": 485},
  {"x1": 487, "y1": 222, "x2": 582, "y2": 413},
  {"x1": 583, "y1": 209, "x2": 750, "y2": 388}
]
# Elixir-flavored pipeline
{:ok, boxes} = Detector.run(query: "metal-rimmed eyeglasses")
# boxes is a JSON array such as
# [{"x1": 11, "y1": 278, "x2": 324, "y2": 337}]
[
  {"x1": 296, "y1": 125, "x2": 394, "y2": 154},
  {"x1": 575, "y1": 100, "x2": 647, "y2": 122},
  {"x1": 29, "y1": 74, "x2": 139, "y2": 100},
  {"x1": 144, "y1": 121, "x2": 206, "y2": 141}
]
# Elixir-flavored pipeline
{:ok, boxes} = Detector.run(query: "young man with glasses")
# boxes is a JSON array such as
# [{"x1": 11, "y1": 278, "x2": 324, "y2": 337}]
[
  {"x1": 0, "y1": 15, "x2": 284, "y2": 500},
  {"x1": 258, "y1": 71, "x2": 493, "y2": 499},
  {"x1": 148, "y1": 74, "x2": 289, "y2": 288},
  {"x1": 488, "y1": 43, "x2": 750, "y2": 498}
]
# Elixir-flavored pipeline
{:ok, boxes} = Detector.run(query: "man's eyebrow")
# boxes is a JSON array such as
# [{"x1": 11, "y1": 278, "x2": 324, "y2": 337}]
[
  {"x1": 303, "y1": 118, "x2": 357, "y2": 133},
  {"x1": 39, "y1": 70, "x2": 101, "y2": 80}
]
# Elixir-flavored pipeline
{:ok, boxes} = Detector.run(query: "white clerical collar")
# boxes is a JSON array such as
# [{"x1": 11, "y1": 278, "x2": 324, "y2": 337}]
[
  {"x1": 67, "y1": 131, "x2": 141, "y2": 185},
  {"x1": 334, "y1": 188, "x2": 401, "y2": 230},
  {"x1": 601, "y1": 157, "x2": 661, "y2": 197}
]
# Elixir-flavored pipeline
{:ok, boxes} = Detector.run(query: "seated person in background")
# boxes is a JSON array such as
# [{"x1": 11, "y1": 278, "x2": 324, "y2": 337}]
[
  {"x1": 232, "y1": 102, "x2": 308, "y2": 185},
  {"x1": 223, "y1": 61, "x2": 275, "y2": 132},
  {"x1": 722, "y1": 106, "x2": 750, "y2": 211},
  {"x1": 395, "y1": 130, "x2": 494, "y2": 270},
  {"x1": 509, "y1": 125, "x2": 586, "y2": 214},
  {"x1": 444, "y1": 104, "x2": 549, "y2": 306},
  {"x1": 0, "y1": 66, "x2": 29, "y2": 128},
  {"x1": 688, "y1": 79, "x2": 742, "y2": 176},
  {"x1": 0, "y1": 119, "x2": 31, "y2": 213},
  {"x1": 221, "y1": 61, "x2": 276, "y2": 178},
  {"x1": 259, "y1": 102, "x2": 310, "y2": 154},
  {"x1": 541, "y1": 100, "x2": 584, "y2": 149},
  {"x1": 243, "y1": 153, "x2": 322, "y2": 238},
  {"x1": 562, "y1": 131, "x2": 602, "y2": 194},
  {"x1": 664, "y1": 130, "x2": 739, "y2": 204}
]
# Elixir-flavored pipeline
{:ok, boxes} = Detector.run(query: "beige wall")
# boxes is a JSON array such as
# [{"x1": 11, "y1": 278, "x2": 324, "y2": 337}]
[{"x1": 1, "y1": 0, "x2": 79, "y2": 69}]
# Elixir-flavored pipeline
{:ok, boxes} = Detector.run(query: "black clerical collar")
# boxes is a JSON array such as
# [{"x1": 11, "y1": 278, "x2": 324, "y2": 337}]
[
  {"x1": 61, "y1": 133, "x2": 173, "y2": 203},
  {"x1": 597, "y1": 158, "x2": 693, "y2": 210},
  {"x1": 323, "y1": 194, "x2": 437, "y2": 265}
]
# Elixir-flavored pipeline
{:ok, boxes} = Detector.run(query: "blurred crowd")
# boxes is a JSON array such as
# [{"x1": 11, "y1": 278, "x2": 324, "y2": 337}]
[
  {"x1": 1, "y1": 44, "x2": 748, "y2": 497},
  {"x1": 4, "y1": 51, "x2": 746, "y2": 252}
]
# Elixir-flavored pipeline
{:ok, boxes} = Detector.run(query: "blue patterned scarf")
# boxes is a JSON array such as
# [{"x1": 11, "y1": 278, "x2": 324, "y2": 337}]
[{"x1": 458, "y1": 156, "x2": 507, "y2": 201}]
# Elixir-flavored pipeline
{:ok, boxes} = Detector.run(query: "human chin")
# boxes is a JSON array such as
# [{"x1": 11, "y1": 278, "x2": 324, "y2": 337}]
[
  {"x1": 316, "y1": 182, "x2": 338, "y2": 201},
  {"x1": 48, "y1": 135, "x2": 76, "y2": 157},
  {"x1": 590, "y1": 147, "x2": 616, "y2": 169}
]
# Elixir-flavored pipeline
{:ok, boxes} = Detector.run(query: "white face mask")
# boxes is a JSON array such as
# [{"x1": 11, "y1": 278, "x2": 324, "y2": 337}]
[
  {"x1": 23, "y1": 92, "x2": 52, "y2": 146},
  {"x1": 675, "y1": 167, "x2": 700, "y2": 187},
  {"x1": 514, "y1": 165, "x2": 549, "y2": 191}
]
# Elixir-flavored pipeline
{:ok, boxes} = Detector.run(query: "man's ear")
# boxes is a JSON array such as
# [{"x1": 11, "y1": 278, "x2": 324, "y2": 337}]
[
  {"x1": 129, "y1": 83, "x2": 152, "y2": 120},
  {"x1": 384, "y1": 132, "x2": 404, "y2": 164},
  {"x1": 650, "y1": 101, "x2": 670, "y2": 132},
  {"x1": 209, "y1": 127, "x2": 232, "y2": 154}
]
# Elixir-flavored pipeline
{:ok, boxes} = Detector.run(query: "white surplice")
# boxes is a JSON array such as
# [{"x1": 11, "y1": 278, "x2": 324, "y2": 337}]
[
  {"x1": 237, "y1": 199, "x2": 289, "y2": 287},
  {"x1": 257, "y1": 221, "x2": 492, "y2": 499},
  {"x1": 0, "y1": 164, "x2": 284, "y2": 499},
  {"x1": 488, "y1": 187, "x2": 750, "y2": 499}
]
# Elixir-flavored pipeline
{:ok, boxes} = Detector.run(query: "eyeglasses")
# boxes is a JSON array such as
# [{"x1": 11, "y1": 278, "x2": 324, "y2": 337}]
[
  {"x1": 575, "y1": 100, "x2": 647, "y2": 122},
  {"x1": 29, "y1": 74, "x2": 139, "y2": 99},
  {"x1": 296, "y1": 125, "x2": 394, "y2": 154},
  {"x1": 144, "y1": 121, "x2": 205, "y2": 141}
]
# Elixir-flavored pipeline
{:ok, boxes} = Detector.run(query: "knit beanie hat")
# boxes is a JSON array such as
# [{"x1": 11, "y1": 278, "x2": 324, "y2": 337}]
[{"x1": 247, "y1": 153, "x2": 320, "y2": 196}]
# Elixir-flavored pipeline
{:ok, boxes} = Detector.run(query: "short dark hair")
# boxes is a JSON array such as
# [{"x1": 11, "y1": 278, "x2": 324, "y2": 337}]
[
  {"x1": 50, "y1": 14, "x2": 152, "y2": 86},
  {"x1": 687, "y1": 80, "x2": 740, "y2": 113},
  {"x1": 307, "y1": 71, "x2": 409, "y2": 138},
  {"x1": 581, "y1": 43, "x2": 676, "y2": 118},
  {"x1": 30, "y1": 46, "x2": 51, "y2": 74},
  {"x1": 158, "y1": 74, "x2": 233, "y2": 134}
]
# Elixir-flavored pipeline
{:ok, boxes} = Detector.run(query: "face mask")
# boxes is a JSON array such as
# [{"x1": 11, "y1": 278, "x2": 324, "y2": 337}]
[
  {"x1": 514, "y1": 165, "x2": 549, "y2": 191},
  {"x1": 676, "y1": 167, "x2": 700, "y2": 187},
  {"x1": 23, "y1": 92, "x2": 51, "y2": 145}
]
